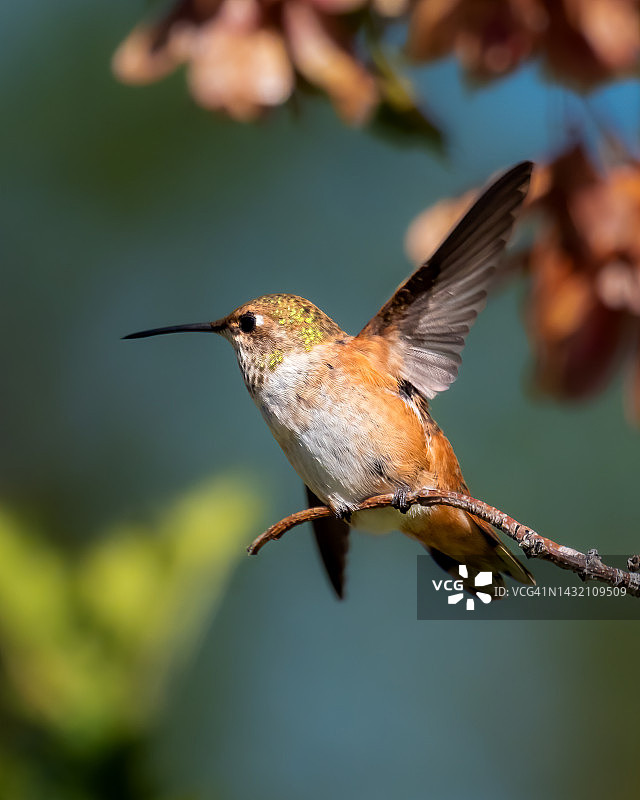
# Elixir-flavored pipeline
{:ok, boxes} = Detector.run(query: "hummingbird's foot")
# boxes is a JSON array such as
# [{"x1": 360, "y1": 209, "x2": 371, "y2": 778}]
[
  {"x1": 334, "y1": 505, "x2": 352, "y2": 524},
  {"x1": 392, "y1": 487, "x2": 412, "y2": 514}
]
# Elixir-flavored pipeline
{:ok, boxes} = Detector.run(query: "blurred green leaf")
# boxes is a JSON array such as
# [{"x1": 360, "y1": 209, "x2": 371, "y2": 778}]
[{"x1": 0, "y1": 475, "x2": 261, "y2": 797}]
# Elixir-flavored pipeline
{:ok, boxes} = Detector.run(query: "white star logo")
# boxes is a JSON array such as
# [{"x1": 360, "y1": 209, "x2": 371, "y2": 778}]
[{"x1": 447, "y1": 565, "x2": 494, "y2": 611}]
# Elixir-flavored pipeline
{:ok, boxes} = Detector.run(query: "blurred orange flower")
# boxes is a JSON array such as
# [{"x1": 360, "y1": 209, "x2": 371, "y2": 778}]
[
  {"x1": 113, "y1": 0, "x2": 640, "y2": 129},
  {"x1": 526, "y1": 145, "x2": 640, "y2": 421},
  {"x1": 112, "y1": 0, "x2": 406, "y2": 123},
  {"x1": 405, "y1": 187, "x2": 477, "y2": 267},
  {"x1": 408, "y1": 0, "x2": 640, "y2": 89}
]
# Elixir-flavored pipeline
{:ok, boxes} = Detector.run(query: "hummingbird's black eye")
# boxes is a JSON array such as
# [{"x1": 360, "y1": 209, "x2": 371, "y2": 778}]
[{"x1": 238, "y1": 312, "x2": 257, "y2": 334}]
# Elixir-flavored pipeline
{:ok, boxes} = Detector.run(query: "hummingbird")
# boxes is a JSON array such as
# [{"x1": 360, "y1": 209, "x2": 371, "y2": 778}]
[{"x1": 125, "y1": 161, "x2": 535, "y2": 598}]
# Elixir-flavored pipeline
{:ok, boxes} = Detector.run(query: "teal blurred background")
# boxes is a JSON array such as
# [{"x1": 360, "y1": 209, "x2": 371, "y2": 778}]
[{"x1": 1, "y1": 2, "x2": 639, "y2": 798}]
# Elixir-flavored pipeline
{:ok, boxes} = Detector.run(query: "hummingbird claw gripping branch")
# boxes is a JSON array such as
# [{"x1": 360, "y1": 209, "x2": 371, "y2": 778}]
[{"x1": 391, "y1": 486, "x2": 412, "y2": 514}]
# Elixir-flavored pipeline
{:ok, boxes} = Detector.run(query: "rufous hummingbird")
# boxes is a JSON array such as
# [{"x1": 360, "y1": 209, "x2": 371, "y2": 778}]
[{"x1": 125, "y1": 161, "x2": 535, "y2": 598}]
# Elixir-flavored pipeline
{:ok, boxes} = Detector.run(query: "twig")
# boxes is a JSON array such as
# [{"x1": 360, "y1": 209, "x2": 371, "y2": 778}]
[{"x1": 247, "y1": 488, "x2": 640, "y2": 598}]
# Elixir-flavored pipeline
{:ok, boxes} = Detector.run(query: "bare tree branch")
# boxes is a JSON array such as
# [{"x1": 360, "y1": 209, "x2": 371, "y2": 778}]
[{"x1": 248, "y1": 488, "x2": 640, "y2": 597}]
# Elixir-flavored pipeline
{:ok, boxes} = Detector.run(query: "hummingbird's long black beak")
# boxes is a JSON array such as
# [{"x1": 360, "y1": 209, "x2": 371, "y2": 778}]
[{"x1": 122, "y1": 321, "x2": 226, "y2": 339}]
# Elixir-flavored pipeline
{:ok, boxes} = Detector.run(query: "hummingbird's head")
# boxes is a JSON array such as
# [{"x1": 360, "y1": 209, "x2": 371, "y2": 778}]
[
  {"x1": 219, "y1": 294, "x2": 344, "y2": 393},
  {"x1": 124, "y1": 293, "x2": 343, "y2": 394}
]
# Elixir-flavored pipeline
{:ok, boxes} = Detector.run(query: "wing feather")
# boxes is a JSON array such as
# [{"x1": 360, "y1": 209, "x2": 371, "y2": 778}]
[{"x1": 358, "y1": 161, "x2": 533, "y2": 399}]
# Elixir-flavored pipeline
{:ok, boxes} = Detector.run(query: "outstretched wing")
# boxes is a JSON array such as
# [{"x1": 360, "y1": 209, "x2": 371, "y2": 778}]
[
  {"x1": 358, "y1": 161, "x2": 533, "y2": 399},
  {"x1": 305, "y1": 485, "x2": 350, "y2": 599}
]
